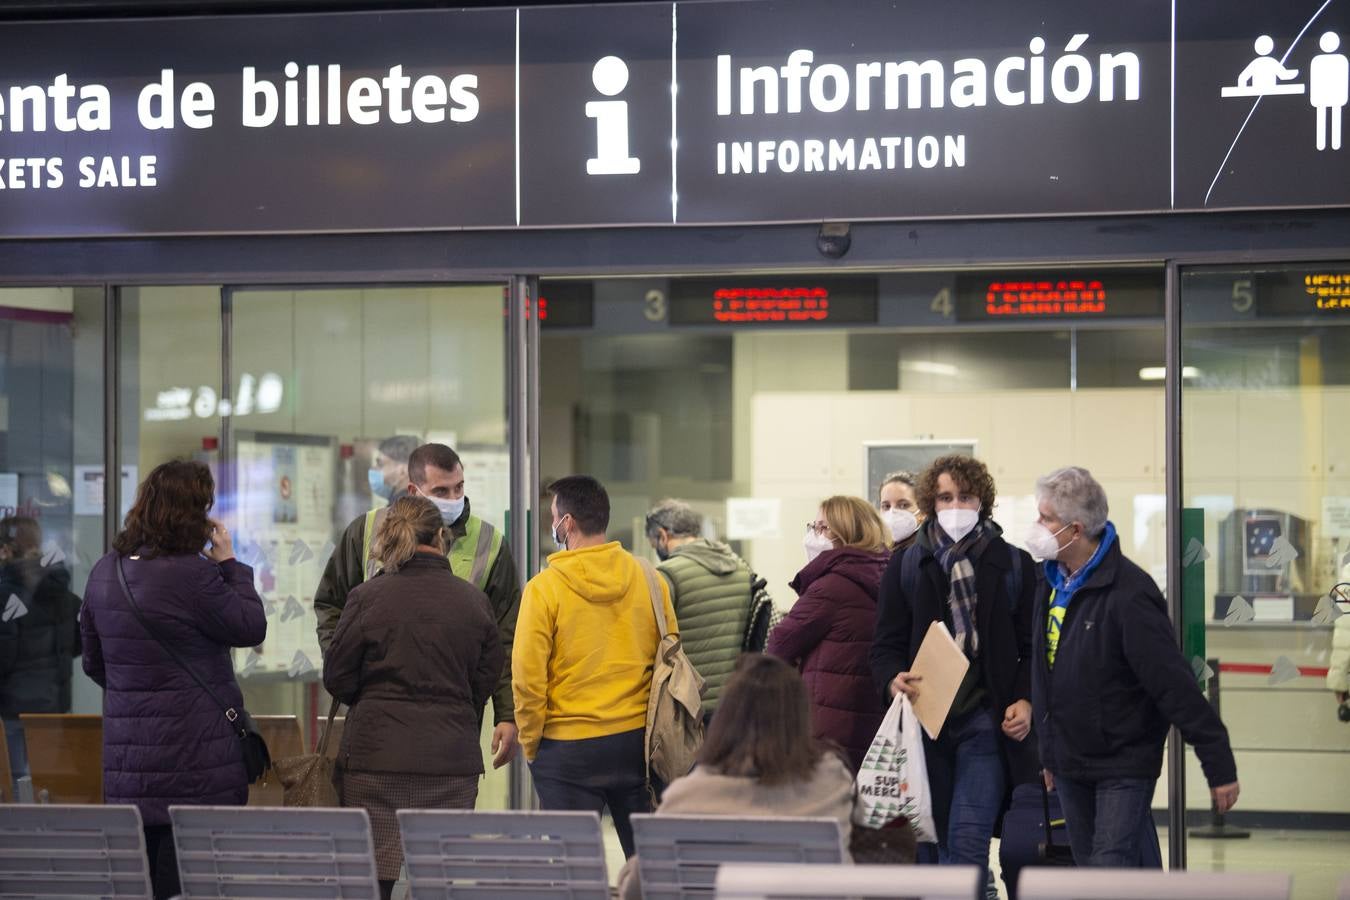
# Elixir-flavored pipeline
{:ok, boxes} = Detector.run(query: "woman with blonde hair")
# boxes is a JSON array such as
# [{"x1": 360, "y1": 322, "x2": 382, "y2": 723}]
[
  {"x1": 767, "y1": 495, "x2": 890, "y2": 772},
  {"x1": 324, "y1": 495, "x2": 503, "y2": 900}
]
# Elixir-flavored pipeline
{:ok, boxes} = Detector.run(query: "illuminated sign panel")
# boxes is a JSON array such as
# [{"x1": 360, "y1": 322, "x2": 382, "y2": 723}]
[
  {"x1": 1253, "y1": 267, "x2": 1350, "y2": 316},
  {"x1": 670, "y1": 278, "x2": 877, "y2": 326},
  {"x1": 502, "y1": 281, "x2": 594, "y2": 327},
  {"x1": 982, "y1": 279, "x2": 1108, "y2": 317},
  {"x1": 0, "y1": 0, "x2": 1343, "y2": 237},
  {"x1": 955, "y1": 271, "x2": 1164, "y2": 321},
  {"x1": 1303, "y1": 273, "x2": 1350, "y2": 310},
  {"x1": 537, "y1": 281, "x2": 596, "y2": 328}
]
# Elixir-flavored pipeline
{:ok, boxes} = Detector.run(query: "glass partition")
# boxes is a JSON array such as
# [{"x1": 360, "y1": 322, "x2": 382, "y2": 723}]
[
  {"x1": 225, "y1": 284, "x2": 512, "y2": 810},
  {"x1": 540, "y1": 271, "x2": 1168, "y2": 882},
  {"x1": 1179, "y1": 263, "x2": 1349, "y2": 896},
  {"x1": 0, "y1": 286, "x2": 105, "y2": 799}
]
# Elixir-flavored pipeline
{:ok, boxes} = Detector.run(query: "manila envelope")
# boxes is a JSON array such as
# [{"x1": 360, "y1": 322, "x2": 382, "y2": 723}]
[{"x1": 910, "y1": 620, "x2": 971, "y2": 740}]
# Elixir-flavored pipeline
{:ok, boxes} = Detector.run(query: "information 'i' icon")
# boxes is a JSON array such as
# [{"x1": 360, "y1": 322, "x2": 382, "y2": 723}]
[{"x1": 586, "y1": 55, "x2": 641, "y2": 175}]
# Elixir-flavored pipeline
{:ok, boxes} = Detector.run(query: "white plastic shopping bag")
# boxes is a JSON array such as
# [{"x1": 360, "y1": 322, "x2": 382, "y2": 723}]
[{"x1": 854, "y1": 692, "x2": 937, "y2": 842}]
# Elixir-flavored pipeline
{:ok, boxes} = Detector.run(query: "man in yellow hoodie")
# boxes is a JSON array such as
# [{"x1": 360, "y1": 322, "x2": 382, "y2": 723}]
[{"x1": 513, "y1": 475, "x2": 677, "y2": 858}]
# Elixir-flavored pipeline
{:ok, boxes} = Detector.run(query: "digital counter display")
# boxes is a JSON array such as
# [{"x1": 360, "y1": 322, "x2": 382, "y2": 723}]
[
  {"x1": 507, "y1": 281, "x2": 594, "y2": 328},
  {"x1": 1228, "y1": 267, "x2": 1350, "y2": 316},
  {"x1": 955, "y1": 270, "x2": 1164, "y2": 321},
  {"x1": 1297, "y1": 271, "x2": 1350, "y2": 312},
  {"x1": 669, "y1": 277, "x2": 878, "y2": 326}
]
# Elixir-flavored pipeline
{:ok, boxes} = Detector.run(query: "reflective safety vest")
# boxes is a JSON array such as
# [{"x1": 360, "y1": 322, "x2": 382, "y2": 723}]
[{"x1": 361, "y1": 507, "x2": 503, "y2": 591}]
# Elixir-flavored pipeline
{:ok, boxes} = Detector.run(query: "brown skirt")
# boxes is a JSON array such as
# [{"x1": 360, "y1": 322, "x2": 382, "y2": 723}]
[{"x1": 339, "y1": 770, "x2": 479, "y2": 881}]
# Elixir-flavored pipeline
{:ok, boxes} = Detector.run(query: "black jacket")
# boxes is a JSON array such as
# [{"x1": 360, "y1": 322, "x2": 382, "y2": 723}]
[
  {"x1": 0, "y1": 559, "x2": 81, "y2": 717},
  {"x1": 1031, "y1": 539, "x2": 1237, "y2": 787},
  {"x1": 869, "y1": 525, "x2": 1038, "y2": 838}
]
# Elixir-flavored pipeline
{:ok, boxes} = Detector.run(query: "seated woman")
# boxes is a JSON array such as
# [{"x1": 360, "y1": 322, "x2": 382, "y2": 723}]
[{"x1": 617, "y1": 654, "x2": 862, "y2": 900}]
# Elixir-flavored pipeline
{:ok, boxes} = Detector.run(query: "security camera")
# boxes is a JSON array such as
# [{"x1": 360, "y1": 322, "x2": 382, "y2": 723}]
[{"x1": 817, "y1": 222, "x2": 851, "y2": 260}]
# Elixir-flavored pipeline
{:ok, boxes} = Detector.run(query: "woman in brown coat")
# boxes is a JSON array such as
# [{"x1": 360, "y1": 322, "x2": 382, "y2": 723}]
[{"x1": 323, "y1": 496, "x2": 504, "y2": 900}]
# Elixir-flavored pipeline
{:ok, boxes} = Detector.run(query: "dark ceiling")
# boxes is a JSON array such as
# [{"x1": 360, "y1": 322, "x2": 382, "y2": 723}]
[{"x1": 0, "y1": 0, "x2": 650, "y2": 19}]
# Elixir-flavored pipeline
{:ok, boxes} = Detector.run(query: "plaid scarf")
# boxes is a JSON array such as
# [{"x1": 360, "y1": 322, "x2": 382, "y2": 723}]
[{"x1": 931, "y1": 517, "x2": 995, "y2": 658}]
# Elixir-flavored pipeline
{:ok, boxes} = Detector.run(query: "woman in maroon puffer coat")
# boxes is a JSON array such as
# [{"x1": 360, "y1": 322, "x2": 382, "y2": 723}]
[
  {"x1": 81, "y1": 460, "x2": 266, "y2": 899},
  {"x1": 768, "y1": 495, "x2": 890, "y2": 773}
]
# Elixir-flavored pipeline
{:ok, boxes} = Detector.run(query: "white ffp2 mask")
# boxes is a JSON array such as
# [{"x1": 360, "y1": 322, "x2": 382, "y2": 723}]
[
  {"x1": 937, "y1": 508, "x2": 980, "y2": 542},
  {"x1": 882, "y1": 508, "x2": 920, "y2": 544},
  {"x1": 803, "y1": 530, "x2": 835, "y2": 563}
]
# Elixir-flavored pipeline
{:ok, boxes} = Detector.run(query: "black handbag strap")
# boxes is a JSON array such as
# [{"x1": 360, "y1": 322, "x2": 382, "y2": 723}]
[{"x1": 115, "y1": 555, "x2": 246, "y2": 738}]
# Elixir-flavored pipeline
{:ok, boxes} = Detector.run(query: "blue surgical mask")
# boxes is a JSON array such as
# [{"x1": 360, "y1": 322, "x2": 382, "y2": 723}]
[
  {"x1": 428, "y1": 495, "x2": 466, "y2": 526},
  {"x1": 368, "y1": 468, "x2": 391, "y2": 500}
]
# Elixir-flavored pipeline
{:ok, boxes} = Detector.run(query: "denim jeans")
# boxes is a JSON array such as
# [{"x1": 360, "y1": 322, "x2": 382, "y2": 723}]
[
  {"x1": 1054, "y1": 774, "x2": 1159, "y2": 868},
  {"x1": 923, "y1": 707, "x2": 1005, "y2": 898},
  {"x1": 529, "y1": 727, "x2": 650, "y2": 858},
  {"x1": 3, "y1": 718, "x2": 28, "y2": 790}
]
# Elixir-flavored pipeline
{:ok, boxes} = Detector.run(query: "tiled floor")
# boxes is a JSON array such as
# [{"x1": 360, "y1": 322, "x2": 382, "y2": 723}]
[
  {"x1": 596, "y1": 818, "x2": 1348, "y2": 898},
  {"x1": 1167, "y1": 827, "x2": 1350, "y2": 900}
]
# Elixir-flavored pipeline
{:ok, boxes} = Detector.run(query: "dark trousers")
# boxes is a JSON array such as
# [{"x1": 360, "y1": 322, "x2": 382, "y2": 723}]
[
  {"x1": 1054, "y1": 774, "x2": 1160, "y2": 868},
  {"x1": 143, "y1": 825, "x2": 181, "y2": 900},
  {"x1": 529, "y1": 727, "x2": 650, "y2": 857}
]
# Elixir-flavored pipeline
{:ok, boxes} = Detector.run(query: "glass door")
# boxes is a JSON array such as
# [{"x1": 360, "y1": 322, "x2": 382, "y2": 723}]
[
  {"x1": 1178, "y1": 262, "x2": 1350, "y2": 897},
  {"x1": 224, "y1": 284, "x2": 515, "y2": 810}
]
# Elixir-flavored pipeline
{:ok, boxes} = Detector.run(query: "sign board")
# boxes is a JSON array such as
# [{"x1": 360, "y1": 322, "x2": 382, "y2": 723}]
[
  {"x1": 1323, "y1": 496, "x2": 1350, "y2": 539},
  {"x1": 954, "y1": 269, "x2": 1165, "y2": 321},
  {"x1": 726, "y1": 497, "x2": 782, "y2": 540},
  {"x1": 0, "y1": 0, "x2": 1344, "y2": 237},
  {"x1": 863, "y1": 441, "x2": 977, "y2": 506},
  {"x1": 669, "y1": 277, "x2": 878, "y2": 326},
  {"x1": 72, "y1": 465, "x2": 139, "y2": 518}
]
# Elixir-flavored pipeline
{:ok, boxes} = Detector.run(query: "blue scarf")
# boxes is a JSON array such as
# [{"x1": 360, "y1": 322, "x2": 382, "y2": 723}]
[{"x1": 1042, "y1": 520, "x2": 1117, "y2": 655}]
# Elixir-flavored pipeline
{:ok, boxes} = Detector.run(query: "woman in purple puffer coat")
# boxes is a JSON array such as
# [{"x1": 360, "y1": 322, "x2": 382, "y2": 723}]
[
  {"x1": 81, "y1": 460, "x2": 266, "y2": 899},
  {"x1": 768, "y1": 495, "x2": 890, "y2": 773}
]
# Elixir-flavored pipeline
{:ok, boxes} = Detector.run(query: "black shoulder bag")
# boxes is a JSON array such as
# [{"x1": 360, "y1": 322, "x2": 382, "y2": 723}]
[{"x1": 115, "y1": 556, "x2": 271, "y2": 784}]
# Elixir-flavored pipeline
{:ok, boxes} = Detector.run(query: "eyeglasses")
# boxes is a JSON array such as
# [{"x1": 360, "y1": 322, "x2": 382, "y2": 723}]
[{"x1": 805, "y1": 522, "x2": 830, "y2": 536}]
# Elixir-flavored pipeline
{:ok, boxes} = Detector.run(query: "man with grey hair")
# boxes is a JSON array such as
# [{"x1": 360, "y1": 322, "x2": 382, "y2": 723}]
[
  {"x1": 1026, "y1": 466, "x2": 1238, "y2": 868},
  {"x1": 646, "y1": 499, "x2": 753, "y2": 719}
]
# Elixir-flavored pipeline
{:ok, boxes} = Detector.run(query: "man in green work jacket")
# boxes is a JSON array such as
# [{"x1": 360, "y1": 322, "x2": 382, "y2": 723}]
[{"x1": 314, "y1": 441, "x2": 523, "y2": 767}]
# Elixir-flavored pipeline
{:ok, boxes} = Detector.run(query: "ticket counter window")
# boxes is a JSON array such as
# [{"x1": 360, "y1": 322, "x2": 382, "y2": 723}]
[{"x1": 540, "y1": 271, "x2": 1169, "y2": 615}]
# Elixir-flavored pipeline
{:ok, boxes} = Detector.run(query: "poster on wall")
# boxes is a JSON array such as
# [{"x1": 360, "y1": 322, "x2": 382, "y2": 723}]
[
  {"x1": 71, "y1": 465, "x2": 140, "y2": 519},
  {"x1": 457, "y1": 445, "x2": 511, "y2": 534},
  {"x1": 234, "y1": 432, "x2": 336, "y2": 679},
  {"x1": 863, "y1": 440, "x2": 978, "y2": 506}
]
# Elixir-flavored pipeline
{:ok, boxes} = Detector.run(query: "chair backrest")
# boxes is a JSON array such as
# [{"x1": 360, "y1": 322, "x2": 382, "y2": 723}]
[
  {"x1": 398, "y1": 809, "x2": 609, "y2": 899},
  {"x1": 248, "y1": 715, "x2": 305, "y2": 807},
  {"x1": 0, "y1": 804, "x2": 152, "y2": 897},
  {"x1": 631, "y1": 814, "x2": 846, "y2": 900},
  {"x1": 170, "y1": 805, "x2": 381, "y2": 899},
  {"x1": 0, "y1": 727, "x2": 13, "y2": 803},
  {"x1": 715, "y1": 863, "x2": 982, "y2": 899},
  {"x1": 19, "y1": 714, "x2": 103, "y2": 803},
  {"x1": 1019, "y1": 868, "x2": 1293, "y2": 900}
]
